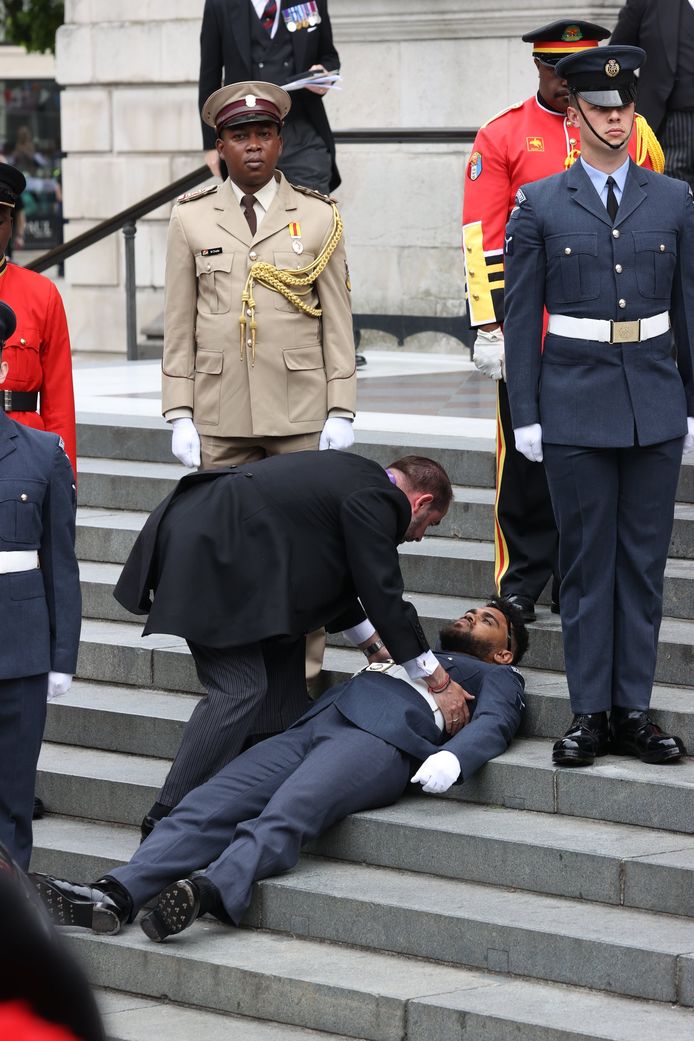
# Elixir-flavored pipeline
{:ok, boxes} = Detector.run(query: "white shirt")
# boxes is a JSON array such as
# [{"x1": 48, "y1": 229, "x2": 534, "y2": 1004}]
[
  {"x1": 229, "y1": 174, "x2": 280, "y2": 231},
  {"x1": 250, "y1": 0, "x2": 281, "y2": 38},
  {"x1": 356, "y1": 663, "x2": 445, "y2": 732}
]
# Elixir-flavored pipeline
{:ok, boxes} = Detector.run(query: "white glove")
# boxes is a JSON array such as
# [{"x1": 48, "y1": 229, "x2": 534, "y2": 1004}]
[
  {"x1": 473, "y1": 328, "x2": 505, "y2": 381},
  {"x1": 47, "y1": 672, "x2": 73, "y2": 701},
  {"x1": 514, "y1": 423, "x2": 543, "y2": 463},
  {"x1": 171, "y1": 417, "x2": 201, "y2": 468},
  {"x1": 411, "y1": 750, "x2": 461, "y2": 794},
  {"x1": 684, "y1": 417, "x2": 694, "y2": 455},
  {"x1": 319, "y1": 416, "x2": 354, "y2": 451}
]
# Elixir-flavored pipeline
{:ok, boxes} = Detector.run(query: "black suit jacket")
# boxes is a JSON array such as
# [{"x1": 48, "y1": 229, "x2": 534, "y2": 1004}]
[
  {"x1": 611, "y1": 0, "x2": 682, "y2": 135},
  {"x1": 301, "y1": 652, "x2": 526, "y2": 782},
  {"x1": 199, "y1": 0, "x2": 340, "y2": 189},
  {"x1": 114, "y1": 451, "x2": 431, "y2": 662}
]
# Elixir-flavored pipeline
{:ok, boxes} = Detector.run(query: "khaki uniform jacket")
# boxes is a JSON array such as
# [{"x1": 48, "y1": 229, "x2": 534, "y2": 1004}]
[{"x1": 162, "y1": 173, "x2": 356, "y2": 437}]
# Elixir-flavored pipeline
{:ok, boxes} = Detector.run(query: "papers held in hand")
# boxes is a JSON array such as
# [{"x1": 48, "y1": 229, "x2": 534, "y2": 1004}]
[{"x1": 282, "y1": 70, "x2": 342, "y2": 92}]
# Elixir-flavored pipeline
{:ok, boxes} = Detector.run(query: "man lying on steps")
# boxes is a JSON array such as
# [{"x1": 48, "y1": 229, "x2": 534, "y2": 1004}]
[{"x1": 32, "y1": 599, "x2": 528, "y2": 943}]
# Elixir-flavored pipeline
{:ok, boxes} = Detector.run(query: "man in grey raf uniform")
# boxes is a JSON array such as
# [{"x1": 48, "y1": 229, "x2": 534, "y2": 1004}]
[
  {"x1": 0, "y1": 301, "x2": 81, "y2": 869},
  {"x1": 163, "y1": 80, "x2": 356, "y2": 471},
  {"x1": 504, "y1": 46, "x2": 692, "y2": 767}
]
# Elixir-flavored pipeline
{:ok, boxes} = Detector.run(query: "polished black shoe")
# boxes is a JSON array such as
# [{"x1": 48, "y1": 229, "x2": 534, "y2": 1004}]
[
  {"x1": 33, "y1": 796, "x2": 45, "y2": 820},
  {"x1": 30, "y1": 874, "x2": 128, "y2": 934},
  {"x1": 550, "y1": 577, "x2": 561, "y2": 614},
  {"x1": 355, "y1": 353, "x2": 367, "y2": 368},
  {"x1": 140, "y1": 878, "x2": 201, "y2": 942},
  {"x1": 552, "y1": 712, "x2": 609, "y2": 766},
  {"x1": 503, "y1": 594, "x2": 536, "y2": 623},
  {"x1": 609, "y1": 709, "x2": 686, "y2": 764}
]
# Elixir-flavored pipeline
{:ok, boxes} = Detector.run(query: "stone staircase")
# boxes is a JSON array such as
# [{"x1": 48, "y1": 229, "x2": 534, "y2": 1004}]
[{"x1": 32, "y1": 416, "x2": 694, "y2": 1040}]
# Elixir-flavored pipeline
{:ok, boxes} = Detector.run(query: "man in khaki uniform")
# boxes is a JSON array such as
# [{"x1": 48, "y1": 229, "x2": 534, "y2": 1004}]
[{"x1": 163, "y1": 81, "x2": 357, "y2": 470}]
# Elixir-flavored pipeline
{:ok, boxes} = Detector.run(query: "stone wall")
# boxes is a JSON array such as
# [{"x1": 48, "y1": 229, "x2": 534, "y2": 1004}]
[{"x1": 56, "y1": 0, "x2": 623, "y2": 351}]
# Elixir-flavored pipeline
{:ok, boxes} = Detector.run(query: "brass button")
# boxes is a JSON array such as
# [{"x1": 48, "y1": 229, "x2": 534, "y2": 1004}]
[
  {"x1": 206, "y1": 263, "x2": 211, "y2": 271},
  {"x1": 469, "y1": 270, "x2": 475, "y2": 277},
  {"x1": 472, "y1": 293, "x2": 480, "y2": 300},
  {"x1": 618, "y1": 298, "x2": 627, "y2": 309},
  {"x1": 20, "y1": 337, "x2": 26, "y2": 345},
  {"x1": 564, "y1": 247, "x2": 572, "y2": 255},
  {"x1": 20, "y1": 493, "x2": 28, "y2": 502},
  {"x1": 246, "y1": 338, "x2": 253, "y2": 347},
  {"x1": 466, "y1": 245, "x2": 472, "y2": 252},
  {"x1": 660, "y1": 244, "x2": 666, "y2": 252},
  {"x1": 612, "y1": 229, "x2": 620, "y2": 238},
  {"x1": 615, "y1": 264, "x2": 623, "y2": 273},
  {"x1": 249, "y1": 250, "x2": 258, "y2": 260}
]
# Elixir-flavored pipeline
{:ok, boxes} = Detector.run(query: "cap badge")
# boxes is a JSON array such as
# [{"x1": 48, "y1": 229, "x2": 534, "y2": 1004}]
[
  {"x1": 245, "y1": 94, "x2": 257, "y2": 107},
  {"x1": 605, "y1": 59, "x2": 621, "y2": 78},
  {"x1": 526, "y1": 136, "x2": 544, "y2": 152},
  {"x1": 562, "y1": 26, "x2": 583, "y2": 42}
]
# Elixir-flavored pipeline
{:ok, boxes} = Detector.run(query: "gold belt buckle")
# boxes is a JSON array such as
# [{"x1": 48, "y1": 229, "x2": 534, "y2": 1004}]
[{"x1": 610, "y1": 319, "x2": 641, "y2": 344}]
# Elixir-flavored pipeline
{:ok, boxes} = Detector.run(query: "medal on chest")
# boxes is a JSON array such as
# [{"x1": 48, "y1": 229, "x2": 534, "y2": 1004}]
[{"x1": 288, "y1": 221, "x2": 303, "y2": 254}]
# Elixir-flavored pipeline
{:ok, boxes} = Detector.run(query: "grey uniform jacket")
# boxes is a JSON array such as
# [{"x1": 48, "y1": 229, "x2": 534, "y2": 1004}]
[{"x1": 504, "y1": 160, "x2": 694, "y2": 447}]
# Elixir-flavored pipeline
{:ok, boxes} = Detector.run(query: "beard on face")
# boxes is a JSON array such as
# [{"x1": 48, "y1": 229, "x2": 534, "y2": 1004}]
[{"x1": 438, "y1": 623, "x2": 490, "y2": 659}]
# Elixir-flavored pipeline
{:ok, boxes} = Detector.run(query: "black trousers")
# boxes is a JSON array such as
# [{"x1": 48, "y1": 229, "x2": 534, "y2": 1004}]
[
  {"x1": 157, "y1": 636, "x2": 311, "y2": 809},
  {"x1": 0, "y1": 672, "x2": 47, "y2": 870},
  {"x1": 662, "y1": 109, "x2": 694, "y2": 192},
  {"x1": 494, "y1": 380, "x2": 559, "y2": 601},
  {"x1": 113, "y1": 704, "x2": 411, "y2": 924},
  {"x1": 543, "y1": 437, "x2": 682, "y2": 714}
]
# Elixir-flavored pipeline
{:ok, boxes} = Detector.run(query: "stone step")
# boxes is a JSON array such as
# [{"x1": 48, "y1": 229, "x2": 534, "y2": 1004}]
[
  {"x1": 97, "y1": 989, "x2": 365, "y2": 1041},
  {"x1": 35, "y1": 729, "x2": 694, "y2": 835},
  {"x1": 74, "y1": 594, "x2": 694, "y2": 691},
  {"x1": 45, "y1": 659, "x2": 694, "y2": 759},
  {"x1": 60, "y1": 918, "x2": 694, "y2": 1041},
  {"x1": 249, "y1": 856, "x2": 694, "y2": 1004},
  {"x1": 76, "y1": 416, "x2": 497, "y2": 488},
  {"x1": 30, "y1": 800, "x2": 694, "y2": 920}
]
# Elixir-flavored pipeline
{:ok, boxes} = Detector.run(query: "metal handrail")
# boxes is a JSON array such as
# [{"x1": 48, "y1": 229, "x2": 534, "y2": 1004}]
[{"x1": 23, "y1": 127, "x2": 478, "y2": 358}]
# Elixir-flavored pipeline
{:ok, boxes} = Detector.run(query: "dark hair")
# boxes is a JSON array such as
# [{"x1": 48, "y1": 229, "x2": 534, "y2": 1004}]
[
  {"x1": 487, "y1": 596, "x2": 529, "y2": 665},
  {"x1": 387, "y1": 455, "x2": 453, "y2": 512}
]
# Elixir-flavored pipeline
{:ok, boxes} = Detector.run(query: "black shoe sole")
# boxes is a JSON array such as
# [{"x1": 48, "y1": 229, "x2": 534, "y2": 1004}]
[
  {"x1": 552, "y1": 747, "x2": 609, "y2": 767},
  {"x1": 140, "y1": 879, "x2": 199, "y2": 942},
  {"x1": 610, "y1": 742, "x2": 685, "y2": 764},
  {"x1": 31, "y1": 877, "x2": 121, "y2": 935}
]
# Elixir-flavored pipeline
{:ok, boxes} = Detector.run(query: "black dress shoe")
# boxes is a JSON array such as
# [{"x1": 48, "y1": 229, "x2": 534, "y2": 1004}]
[
  {"x1": 502, "y1": 594, "x2": 536, "y2": 623},
  {"x1": 30, "y1": 874, "x2": 129, "y2": 934},
  {"x1": 33, "y1": 796, "x2": 45, "y2": 820},
  {"x1": 140, "y1": 878, "x2": 201, "y2": 942},
  {"x1": 552, "y1": 712, "x2": 609, "y2": 766},
  {"x1": 550, "y1": 577, "x2": 561, "y2": 614},
  {"x1": 609, "y1": 709, "x2": 686, "y2": 764},
  {"x1": 355, "y1": 353, "x2": 367, "y2": 368}
]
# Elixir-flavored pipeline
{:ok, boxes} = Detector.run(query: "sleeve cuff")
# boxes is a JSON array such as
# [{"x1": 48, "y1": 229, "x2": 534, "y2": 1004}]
[
  {"x1": 164, "y1": 407, "x2": 194, "y2": 422},
  {"x1": 402, "y1": 650, "x2": 439, "y2": 678},
  {"x1": 328, "y1": 407, "x2": 355, "y2": 419},
  {"x1": 342, "y1": 619, "x2": 377, "y2": 645}
]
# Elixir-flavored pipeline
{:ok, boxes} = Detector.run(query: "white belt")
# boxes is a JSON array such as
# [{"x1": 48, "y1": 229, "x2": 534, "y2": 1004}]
[
  {"x1": 0, "y1": 551, "x2": 39, "y2": 574},
  {"x1": 547, "y1": 311, "x2": 670, "y2": 344}
]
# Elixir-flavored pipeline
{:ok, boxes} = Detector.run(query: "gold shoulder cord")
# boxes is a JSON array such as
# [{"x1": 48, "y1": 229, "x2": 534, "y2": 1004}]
[
  {"x1": 239, "y1": 202, "x2": 344, "y2": 364},
  {"x1": 634, "y1": 114, "x2": 665, "y2": 173}
]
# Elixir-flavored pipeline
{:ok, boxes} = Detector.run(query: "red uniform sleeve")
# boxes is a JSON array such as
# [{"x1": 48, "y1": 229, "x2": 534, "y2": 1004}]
[{"x1": 39, "y1": 282, "x2": 77, "y2": 476}]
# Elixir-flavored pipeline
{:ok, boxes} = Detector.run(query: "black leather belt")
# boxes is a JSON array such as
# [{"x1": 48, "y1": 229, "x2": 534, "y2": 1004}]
[{"x1": 1, "y1": 390, "x2": 38, "y2": 411}]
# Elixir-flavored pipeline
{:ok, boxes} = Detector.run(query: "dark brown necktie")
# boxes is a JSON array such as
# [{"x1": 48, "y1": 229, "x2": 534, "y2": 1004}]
[
  {"x1": 606, "y1": 176, "x2": 619, "y2": 223},
  {"x1": 241, "y1": 194, "x2": 257, "y2": 236}
]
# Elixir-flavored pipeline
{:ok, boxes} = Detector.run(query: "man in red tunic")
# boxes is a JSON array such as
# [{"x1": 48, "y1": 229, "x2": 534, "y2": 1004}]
[
  {"x1": 0, "y1": 164, "x2": 76, "y2": 476},
  {"x1": 462, "y1": 19, "x2": 663, "y2": 622}
]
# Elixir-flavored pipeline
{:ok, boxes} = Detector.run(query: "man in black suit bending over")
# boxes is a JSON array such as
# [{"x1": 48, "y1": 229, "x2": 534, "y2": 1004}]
[
  {"x1": 113, "y1": 452, "x2": 466, "y2": 834},
  {"x1": 32, "y1": 599, "x2": 528, "y2": 942}
]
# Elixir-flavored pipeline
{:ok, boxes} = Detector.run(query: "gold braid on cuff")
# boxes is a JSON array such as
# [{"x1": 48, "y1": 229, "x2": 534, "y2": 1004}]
[{"x1": 239, "y1": 202, "x2": 344, "y2": 365}]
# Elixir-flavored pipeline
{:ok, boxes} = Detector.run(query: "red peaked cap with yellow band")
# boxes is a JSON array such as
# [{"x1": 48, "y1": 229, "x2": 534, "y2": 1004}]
[
  {"x1": 202, "y1": 81, "x2": 292, "y2": 135},
  {"x1": 521, "y1": 19, "x2": 611, "y2": 66}
]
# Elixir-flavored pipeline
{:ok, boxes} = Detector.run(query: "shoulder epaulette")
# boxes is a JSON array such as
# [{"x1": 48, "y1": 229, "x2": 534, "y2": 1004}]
[
  {"x1": 480, "y1": 100, "x2": 524, "y2": 131},
  {"x1": 293, "y1": 184, "x2": 336, "y2": 204},
  {"x1": 176, "y1": 184, "x2": 219, "y2": 205}
]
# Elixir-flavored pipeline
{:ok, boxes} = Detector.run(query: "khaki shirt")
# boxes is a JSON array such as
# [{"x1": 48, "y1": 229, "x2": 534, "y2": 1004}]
[{"x1": 162, "y1": 173, "x2": 357, "y2": 437}]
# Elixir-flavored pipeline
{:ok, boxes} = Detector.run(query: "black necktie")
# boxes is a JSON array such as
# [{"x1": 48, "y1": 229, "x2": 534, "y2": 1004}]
[
  {"x1": 241, "y1": 194, "x2": 257, "y2": 236},
  {"x1": 606, "y1": 176, "x2": 619, "y2": 223}
]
